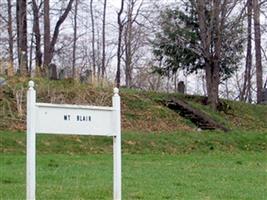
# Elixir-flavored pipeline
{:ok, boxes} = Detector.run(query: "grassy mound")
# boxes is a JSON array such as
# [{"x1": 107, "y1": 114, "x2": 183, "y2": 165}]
[
  {"x1": 0, "y1": 77, "x2": 267, "y2": 132},
  {"x1": 1, "y1": 130, "x2": 266, "y2": 154}
]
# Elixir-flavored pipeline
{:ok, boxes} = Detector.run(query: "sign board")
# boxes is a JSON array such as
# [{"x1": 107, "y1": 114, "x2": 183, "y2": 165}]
[
  {"x1": 35, "y1": 103, "x2": 115, "y2": 135},
  {"x1": 26, "y1": 81, "x2": 121, "y2": 200}
]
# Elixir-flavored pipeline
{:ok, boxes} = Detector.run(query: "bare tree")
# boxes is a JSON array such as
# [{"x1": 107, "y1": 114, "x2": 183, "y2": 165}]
[
  {"x1": 43, "y1": 0, "x2": 51, "y2": 69},
  {"x1": 7, "y1": 0, "x2": 14, "y2": 76},
  {"x1": 16, "y1": 0, "x2": 28, "y2": 75},
  {"x1": 90, "y1": 0, "x2": 96, "y2": 77},
  {"x1": 43, "y1": 0, "x2": 75, "y2": 72},
  {"x1": 32, "y1": 0, "x2": 42, "y2": 72},
  {"x1": 195, "y1": 0, "x2": 243, "y2": 110},
  {"x1": 101, "y1": 0, "x2": 107, "y2": 79},
  {"x1": 123, "y1": 0, "x2": 144, "y2": 88},
  {"x1": 124, "y1": 0, "x2": 134, "y2": 88},
  {"x1": 253, "y1": 0, "x2": 263, "y2": 103},
  {"x1": 72, "y1": 0, "x2": 79, "y2": 79},
  {"x1": 116, "y1": 0, "x2": 125, "y2": 88},
  {"x1": 241, "y1": 0, "x2": 253, "y2": 102},
  {"x1": 96, "y1": 26, "x2": 101, "y2": 80}
]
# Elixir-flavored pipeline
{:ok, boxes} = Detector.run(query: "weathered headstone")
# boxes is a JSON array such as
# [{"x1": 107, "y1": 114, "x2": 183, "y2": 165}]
[
  {"x1": 0, "y1": 77, "x2": 6, "y2": 86},
  {"x1": 59, "y1": 69, "x2": 66, "y2": 80},
  {"x1": 177, "y1": 81, "x2": 185, "y2": 94},
  {"x1": 0, "y1": 60, "x2": 3, "y2": 75},
  {"x1": 80, "y1": 69, "x2": 92, "y2": 83},
  {"x1": 0, "y1": 77, "x2": 6, "y2": 100},
  {"x1": 48, "y1": 63, "x2": 58, "y2": 80}
]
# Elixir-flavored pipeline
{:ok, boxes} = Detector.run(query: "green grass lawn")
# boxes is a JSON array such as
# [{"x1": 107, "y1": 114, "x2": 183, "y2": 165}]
[
  {"x1": 1, "y1": 153, "x2": 267, "y2": 200},
  {"x1": 1, "y1": 131, "x2": 267, "y2": 199}
]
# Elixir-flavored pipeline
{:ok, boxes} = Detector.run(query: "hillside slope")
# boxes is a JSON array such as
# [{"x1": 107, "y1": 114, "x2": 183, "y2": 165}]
[{"x1": 0, "y1": 77, "x2": 266, "y2": 132}]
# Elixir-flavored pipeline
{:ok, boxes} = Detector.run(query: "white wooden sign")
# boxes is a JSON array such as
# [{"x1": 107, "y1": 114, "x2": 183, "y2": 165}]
[
  {"x1": 26, "y1": 81, "x2": 121, "y2": 200},
  {"x1": 35, "y1": 103, "x2": 115, "y2": 135}
]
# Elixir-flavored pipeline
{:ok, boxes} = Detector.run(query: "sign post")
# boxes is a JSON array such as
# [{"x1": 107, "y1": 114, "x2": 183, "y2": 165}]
[
  {"x1": 27, "y1": 81, "x2": 36, "y2": 200},
  {"x1": 113, "y1": 88, "x2": 121, "y2": 200},
  {"x1": 26, "y1": 81, "x2": 122, "y2": 200}
]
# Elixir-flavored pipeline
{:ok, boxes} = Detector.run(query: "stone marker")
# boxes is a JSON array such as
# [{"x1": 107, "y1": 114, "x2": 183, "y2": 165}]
[
  {"x1": 59, "y1": 69, "x2": 66, "y2": 80},
  {"x1": 48, "y1": 63, "x2": 58, "y2": 80},
  {"x1": 80, "y1": 69, "x2": 92, "y2": 83},
  {"x1": 177, "y1": 81, "x2": 185, "y2": 94},
  {"x1": 0, "y1": 77, "x2": 6, "y2": 86}
]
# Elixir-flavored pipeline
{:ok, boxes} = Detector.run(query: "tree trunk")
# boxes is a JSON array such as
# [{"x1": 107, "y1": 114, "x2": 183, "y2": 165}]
[
  {"x1": 116, "y1": 0, "x2": 124, "y2": 88},
  {"x1": 90, "y1": 0, "x2": 96, "y2": 78},
  {"x1": 253, "y1": 0, "x2": 263, "y2": 103},
  {"x1": 125, "y1": 1, "x2": 133, "y2": 88},
  {"x1": 241, "y1": 0, "x2": 252, "y2": 102},
  {"x1": 16, "y1": 0, "x2": 28, "y2": 75},
  {"x1": 43, "y1": 0, "x2": 51, "y2": 69},
  {"x1": 101, "y1": 0, "x2": 107, "y2": 79},
  {"x1": 72, "y1": 0, "x2": 78, "y2": 79},
  {"x1": 21, "y1": 0, "x2": 28, "y2": 75},
  {"x1": 7, "y1": 0, "x2": 14, "y2": 76},
  {"x1": 32, "y1": 0, "x2": 42, "y2": 72},
  {"x1": 16, "y1": 0, "x2": 20, "y2": 74},
  {"x1": 97, "y1": 29, "x2": 101, "y2": 80},
  {"x1": 29, "y1": 32, "x2": 34, "y2": 76},
  {"x1": 205, "y1": 62, "x2": 219, "y2": 110}
]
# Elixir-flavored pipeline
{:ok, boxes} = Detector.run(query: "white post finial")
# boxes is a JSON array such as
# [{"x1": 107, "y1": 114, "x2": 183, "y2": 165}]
[
  {"x1": 113, "y1": 87, "x2": 119, "y2": 96},
  {"x1": 29, "y1": 81, "x2": 34, "y2": 88}
]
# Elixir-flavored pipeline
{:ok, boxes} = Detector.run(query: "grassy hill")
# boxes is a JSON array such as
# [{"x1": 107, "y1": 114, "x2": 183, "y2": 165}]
[{"x1": 0, "y1": 77, "x2": 266, "y2": 132}]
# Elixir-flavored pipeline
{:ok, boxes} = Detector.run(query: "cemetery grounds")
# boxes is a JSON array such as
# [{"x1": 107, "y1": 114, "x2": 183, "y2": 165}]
[{"x1": 1, "y1": 130, "x2": 266, "y2": 200}]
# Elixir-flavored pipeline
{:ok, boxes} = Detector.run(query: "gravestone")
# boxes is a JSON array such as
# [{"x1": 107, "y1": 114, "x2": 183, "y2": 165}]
[
  {"x1": 0, "y1": 77, "x2": 6, "y2": 86},
  {"x1": 59, "y1": 69, "x2": 66, "y2": 80},
  {"x1": 0, "y1": 61, "x2": 3, "y2": 75},
  {"x1": 177, "y1": 81, "x2": 185, "y2": 94},
  {"x1": 48, "y1": 63, "x2": 58, "y2": 80},
  {"x1": 80, "y1": 69, "x2": 92, "y2": 83},
  {"x1": 0, "y1": 77, "x2": 5, "y2": 99}
]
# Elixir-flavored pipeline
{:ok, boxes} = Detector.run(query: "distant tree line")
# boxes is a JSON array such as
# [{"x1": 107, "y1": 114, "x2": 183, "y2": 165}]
[{"x1": 0, "y1": 0, "x2": 266, "y2": 109}]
